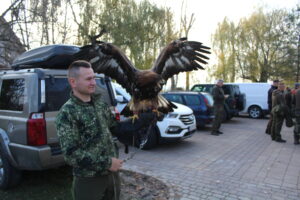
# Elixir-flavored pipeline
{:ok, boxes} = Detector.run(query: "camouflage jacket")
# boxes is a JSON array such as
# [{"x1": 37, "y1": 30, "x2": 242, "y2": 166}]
[
  {"x1": 271, "y1": 89, "x2": 286, "y2": 116},
  {"x1": 55, "y1": 92, "x2": 118, "y2": 177},
  {"x1": 212, "y1": 85, "x2": 225, "y2": 105}
]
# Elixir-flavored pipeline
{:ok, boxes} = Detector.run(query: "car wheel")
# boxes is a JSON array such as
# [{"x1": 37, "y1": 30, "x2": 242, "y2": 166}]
[
  {"x1": 248, "y1": 106, "x2": 262, "y2": 119},
  {"x1": 0, "y1": 146, "x2": 22, "y2": 189},
  {"x1": 141, "y1": 125, "x2": 158, "y2": 150}
]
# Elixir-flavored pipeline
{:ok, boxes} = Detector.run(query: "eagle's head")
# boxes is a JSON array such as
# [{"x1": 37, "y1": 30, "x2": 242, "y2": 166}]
[{"x1": 134, "y1": 71, "x2": 163, "y2": 100}]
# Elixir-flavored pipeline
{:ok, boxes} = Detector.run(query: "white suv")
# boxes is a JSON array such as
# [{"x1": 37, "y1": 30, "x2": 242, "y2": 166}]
[{"x1": 113, "y1": 83, "x2": 196, "y2": 149}]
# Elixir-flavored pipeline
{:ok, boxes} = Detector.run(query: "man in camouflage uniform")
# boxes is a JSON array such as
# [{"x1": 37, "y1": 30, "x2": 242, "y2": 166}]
[
  {"x1": 265, "y1": 80, "x2": 279, "y2": 135},
  {"x1": 55, "y1": 60, "x2": 154, "y2": 200},
  {"x1": 211, "y1": 79, "x2": 225, "y2": 136},
  {"x1": 292, "y1": 87, "x2": 300, "y2": 144},
  {"x1": 270, "y1": 81, "x2": 287, "y2": 143}
]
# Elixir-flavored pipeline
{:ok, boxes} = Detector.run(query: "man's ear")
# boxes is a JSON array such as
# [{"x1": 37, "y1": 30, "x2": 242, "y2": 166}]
[{"x1": 68, "y1": 77, "x2": 76, "y2": 88}]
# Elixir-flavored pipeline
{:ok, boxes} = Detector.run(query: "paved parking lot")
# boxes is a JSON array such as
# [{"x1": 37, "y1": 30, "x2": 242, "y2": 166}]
[{"x1": 120, "y1": 117, "x2": 300, "y2": 200}]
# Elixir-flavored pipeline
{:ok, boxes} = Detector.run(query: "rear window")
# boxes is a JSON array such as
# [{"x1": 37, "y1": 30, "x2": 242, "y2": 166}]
[
  {"x1": 222, "y1": 85, "x2": 231, "y2": 95},
  {"x1": 44, "y1": 77, "x2": 111, "y2": 111},
  {"x1": 183, "y1": 95, "x2": 201, "y2": 106},
  {"x1": 163, "y1": 94, "x2": 184, "y2": 104},
  {"x1": 0, "y1": 79, "x2": 25, "y2": 111}
]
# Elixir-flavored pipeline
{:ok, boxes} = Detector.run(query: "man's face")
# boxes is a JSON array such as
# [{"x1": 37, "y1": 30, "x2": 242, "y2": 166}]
[
  {"x1": 278, "y1": 82, "x2": 285, "y2": 91},
  {"x1": 273, "y1": 81, "x2": 279, "y2": 87},
  {"x1": 217, "y1": 81, "x2": 223, "y2": 87},
  {"x1": 70, "y1": 67, "x2": 96, "y2": 95}
]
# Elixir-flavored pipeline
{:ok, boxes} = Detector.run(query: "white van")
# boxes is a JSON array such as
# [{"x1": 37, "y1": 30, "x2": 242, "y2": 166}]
[
  {"x1": 112, "y1": 83, "x2": 197, "y2": 149},
  {"x1": 231, "y1": 83, "x2": 270, "y2": 118}
]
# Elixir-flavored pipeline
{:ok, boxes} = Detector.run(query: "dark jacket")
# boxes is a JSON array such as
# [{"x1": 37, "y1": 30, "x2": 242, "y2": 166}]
[
  {"x1": 212, "y1": 85, "x2": 225, "y2": 105},
  {"x1": 268, "y1": 85, "x2": 278, "y2": 110}
]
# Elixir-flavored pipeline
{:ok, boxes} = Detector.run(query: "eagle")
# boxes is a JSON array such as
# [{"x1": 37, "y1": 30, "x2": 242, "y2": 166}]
[{"x1": 73, "y1": 35, "x2": 210, "y2": 118}]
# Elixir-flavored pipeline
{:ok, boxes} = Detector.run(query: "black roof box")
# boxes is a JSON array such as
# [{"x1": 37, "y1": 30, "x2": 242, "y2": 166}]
[{"x1": 12, "y1": 44, "x2": 80, "y2": 69}]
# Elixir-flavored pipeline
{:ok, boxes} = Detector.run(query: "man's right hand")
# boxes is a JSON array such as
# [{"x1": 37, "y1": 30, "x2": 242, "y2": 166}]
[{"x1": 109, "y1": 157, "x2": 123, "y2": 172}]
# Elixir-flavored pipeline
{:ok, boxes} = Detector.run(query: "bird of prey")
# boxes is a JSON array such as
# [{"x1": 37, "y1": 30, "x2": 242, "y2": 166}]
[{"x1": 73, "y1": 36, "x2": 210, "y2": 118}]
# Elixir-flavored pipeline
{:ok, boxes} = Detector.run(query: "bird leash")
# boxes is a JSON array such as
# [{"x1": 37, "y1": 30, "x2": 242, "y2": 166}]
[{"x1": 123, "y1": 119, "x2": 157, "y2": 163}]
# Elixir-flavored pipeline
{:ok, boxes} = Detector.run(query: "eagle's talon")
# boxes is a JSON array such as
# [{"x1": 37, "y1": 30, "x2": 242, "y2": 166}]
[
  {"x1": 129, "y1": 114, "x2": 139, "y2": 123},
  {"x1": 152, "y1": 109, "x2": 162, "y2": 117}
]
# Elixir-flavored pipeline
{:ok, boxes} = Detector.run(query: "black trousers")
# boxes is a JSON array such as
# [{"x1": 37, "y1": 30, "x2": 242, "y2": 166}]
[{"x1": 72, "y1": 172, "x2": 120, "y2": 200}]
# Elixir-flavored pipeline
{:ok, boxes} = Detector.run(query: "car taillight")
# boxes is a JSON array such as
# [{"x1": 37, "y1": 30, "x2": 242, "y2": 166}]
[
  {"x1": 114, "y1": 108, "x2": 120, "y2": 121},
  {"x1": 27, "y1": 113, "x2": 47, "y2": 146},
  {"x1": 203, "y1": 97, "x2": 209, "y2": 106}
]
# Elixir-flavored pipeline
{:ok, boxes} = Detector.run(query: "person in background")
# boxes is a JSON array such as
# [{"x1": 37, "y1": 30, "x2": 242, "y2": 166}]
[
  {"x1": 285, "y1": 87, "x2": 292, "y2": 110},
  {"x1": 292, "y1": 85, "x2": 300, "y2": 144},
  {"x1": 265, "y1": 80, "x2": 279, "y2": 135},
  {"x1": 270, "y1": 81, "x2": 287, "y2": 143},
  {"x1": 55, "y1": 60, "x2": 154, "y2": 200},
  {"x1": 211, "y1": 79, "x2": 225, "y2": 136}
]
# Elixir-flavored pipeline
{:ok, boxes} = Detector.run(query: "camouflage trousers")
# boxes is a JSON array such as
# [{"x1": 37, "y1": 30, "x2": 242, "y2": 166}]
[
  {"x1": 270, "y1": 114, "x2": 284, "y2": 141},
  {"x1": 212, "y1": 104, "x2": 224, "y2": 132},
  {"x1": 72, "y1": 172, "x2": 120, "y2": 200}
]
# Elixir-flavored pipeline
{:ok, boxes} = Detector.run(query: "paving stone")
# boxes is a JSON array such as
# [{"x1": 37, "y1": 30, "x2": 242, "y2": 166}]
[{"x1": 120, "y1": 118, "x2": 300, "y2": 200}]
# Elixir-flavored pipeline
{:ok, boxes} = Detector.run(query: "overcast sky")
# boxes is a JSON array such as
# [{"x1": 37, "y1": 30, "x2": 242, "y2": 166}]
[
  {"x1": 145, "y1": 0, "x2": 299, "y2": 46},
  {"x1": 2, "y1": 0, "x2": 299, "y2": 45}
]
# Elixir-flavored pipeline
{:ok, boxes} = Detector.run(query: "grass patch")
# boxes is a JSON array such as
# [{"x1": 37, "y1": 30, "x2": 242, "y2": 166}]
[{"x1": 0, "y1": 166, "x2": 73, "y2": 200}]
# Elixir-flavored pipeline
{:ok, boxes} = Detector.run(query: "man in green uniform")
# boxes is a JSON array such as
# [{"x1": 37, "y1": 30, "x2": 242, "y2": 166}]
[
  {"x1": 292, "y1": 87, "x2": 300, "y2": 144},
  {"x1": 211, "y1": 79, "x2": 225, "y2": 136},
  {"x1": 270, "y1": 81, "x2": 287, "y2": 143},
  {"x1": 265, "y1": 80, "x2": 279, "y2": 135},
  {"x1": 55, "y1": 60, "x2": 154, "y2": 200}
]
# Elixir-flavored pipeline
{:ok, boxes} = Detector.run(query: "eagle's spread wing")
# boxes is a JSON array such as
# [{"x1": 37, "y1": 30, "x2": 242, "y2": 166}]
[
  {"x1": 73, "y1": 43, "x2": 138, "y2": 94},
  {"x1": 151, "y1": 38, "x2": 210, "y2": 80}
]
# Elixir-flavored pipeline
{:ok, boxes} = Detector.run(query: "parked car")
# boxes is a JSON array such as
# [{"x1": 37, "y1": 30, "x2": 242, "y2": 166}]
[
  {"x1": 190, "y1": 84, "x2": 245, "y2": 121},
  {"x1": 113, "y1": 83, "x2": 197, "y2": 149},
  {"x1": 162, "y1": 91, "x2": 214, "y2": 128},
  {"x1": 0, "y1": 45, "x2": 117, "y2": 189},
  {"x1": 231, "y1": 83, "x2": 270, "y2": 118}
]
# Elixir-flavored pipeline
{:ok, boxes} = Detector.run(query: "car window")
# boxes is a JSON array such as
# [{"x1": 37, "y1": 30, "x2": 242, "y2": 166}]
[
  {"x1": 44, "y1": 78, "x2": 70, "y2": 111},
  {"x1": 192, "y1": 85, "x2": 213, "y2": 93},
  {"x1": 163, "y1": 94, "x2": 184, "y2": 104},
  {"x1": 183, "y1": 95, "x2": 201, "y2": 106},
  {"x1": 44, "y1": 77, "x2": 111, "y2": 111},
  {"x1": 0, "y1": 79, "x2": 25, "y2": 111},
  {"x1": 234, "y1": 85, "x2": 240, "y2": 95},
  {"x1": 222, "y1": 85, "x2": 231, "y2": 95}
]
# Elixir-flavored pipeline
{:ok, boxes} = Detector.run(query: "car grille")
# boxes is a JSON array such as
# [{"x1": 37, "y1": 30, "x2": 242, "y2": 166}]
[{"x1": 179, "y1": 114, "x2": 194, "y2": 125}]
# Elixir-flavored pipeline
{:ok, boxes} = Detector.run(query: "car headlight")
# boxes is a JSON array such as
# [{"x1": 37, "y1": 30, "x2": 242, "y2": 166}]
[{"x1": 167, "y1": 113, "x2": 178, "y2": 118}]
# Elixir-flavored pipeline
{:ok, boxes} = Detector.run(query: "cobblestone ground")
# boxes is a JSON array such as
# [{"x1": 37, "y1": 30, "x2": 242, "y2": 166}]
[{"x1": 119, "y1": 117, "x2": 300, "y2": 200}]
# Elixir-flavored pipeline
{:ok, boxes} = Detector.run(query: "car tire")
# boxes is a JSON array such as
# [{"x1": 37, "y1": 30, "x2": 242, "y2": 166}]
[
  {"x1": 0, "y1": 146, "x2": 22, "y2": 190},
  {"x1": 248, "y1": 106, "x2": 262, "y2": 119},
  {"x1": 141, "y1": 125, "x2": 158, "y2": 150}
]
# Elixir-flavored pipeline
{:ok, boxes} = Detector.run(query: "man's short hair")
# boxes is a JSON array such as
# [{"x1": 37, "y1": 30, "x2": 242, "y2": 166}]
[
  {"x1": 215, "y1": 79, "x2": 224, "y2": 84},
  {"x1": 273, "y1": 79, "x2": 279, "y2": 83},
  {"x1": 68, "y1": 60, "x2": 92, "y2": 78}
]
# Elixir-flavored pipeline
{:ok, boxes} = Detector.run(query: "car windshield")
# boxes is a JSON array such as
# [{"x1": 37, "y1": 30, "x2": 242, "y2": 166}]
[{"x1": 192, "y1": 85, "x2": 213, "y2": 93}]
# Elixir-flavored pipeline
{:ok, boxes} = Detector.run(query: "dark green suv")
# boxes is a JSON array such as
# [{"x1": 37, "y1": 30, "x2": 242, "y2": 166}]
[{"x1": 191, "y1": 84, "x2": 245, "y2": 120}]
